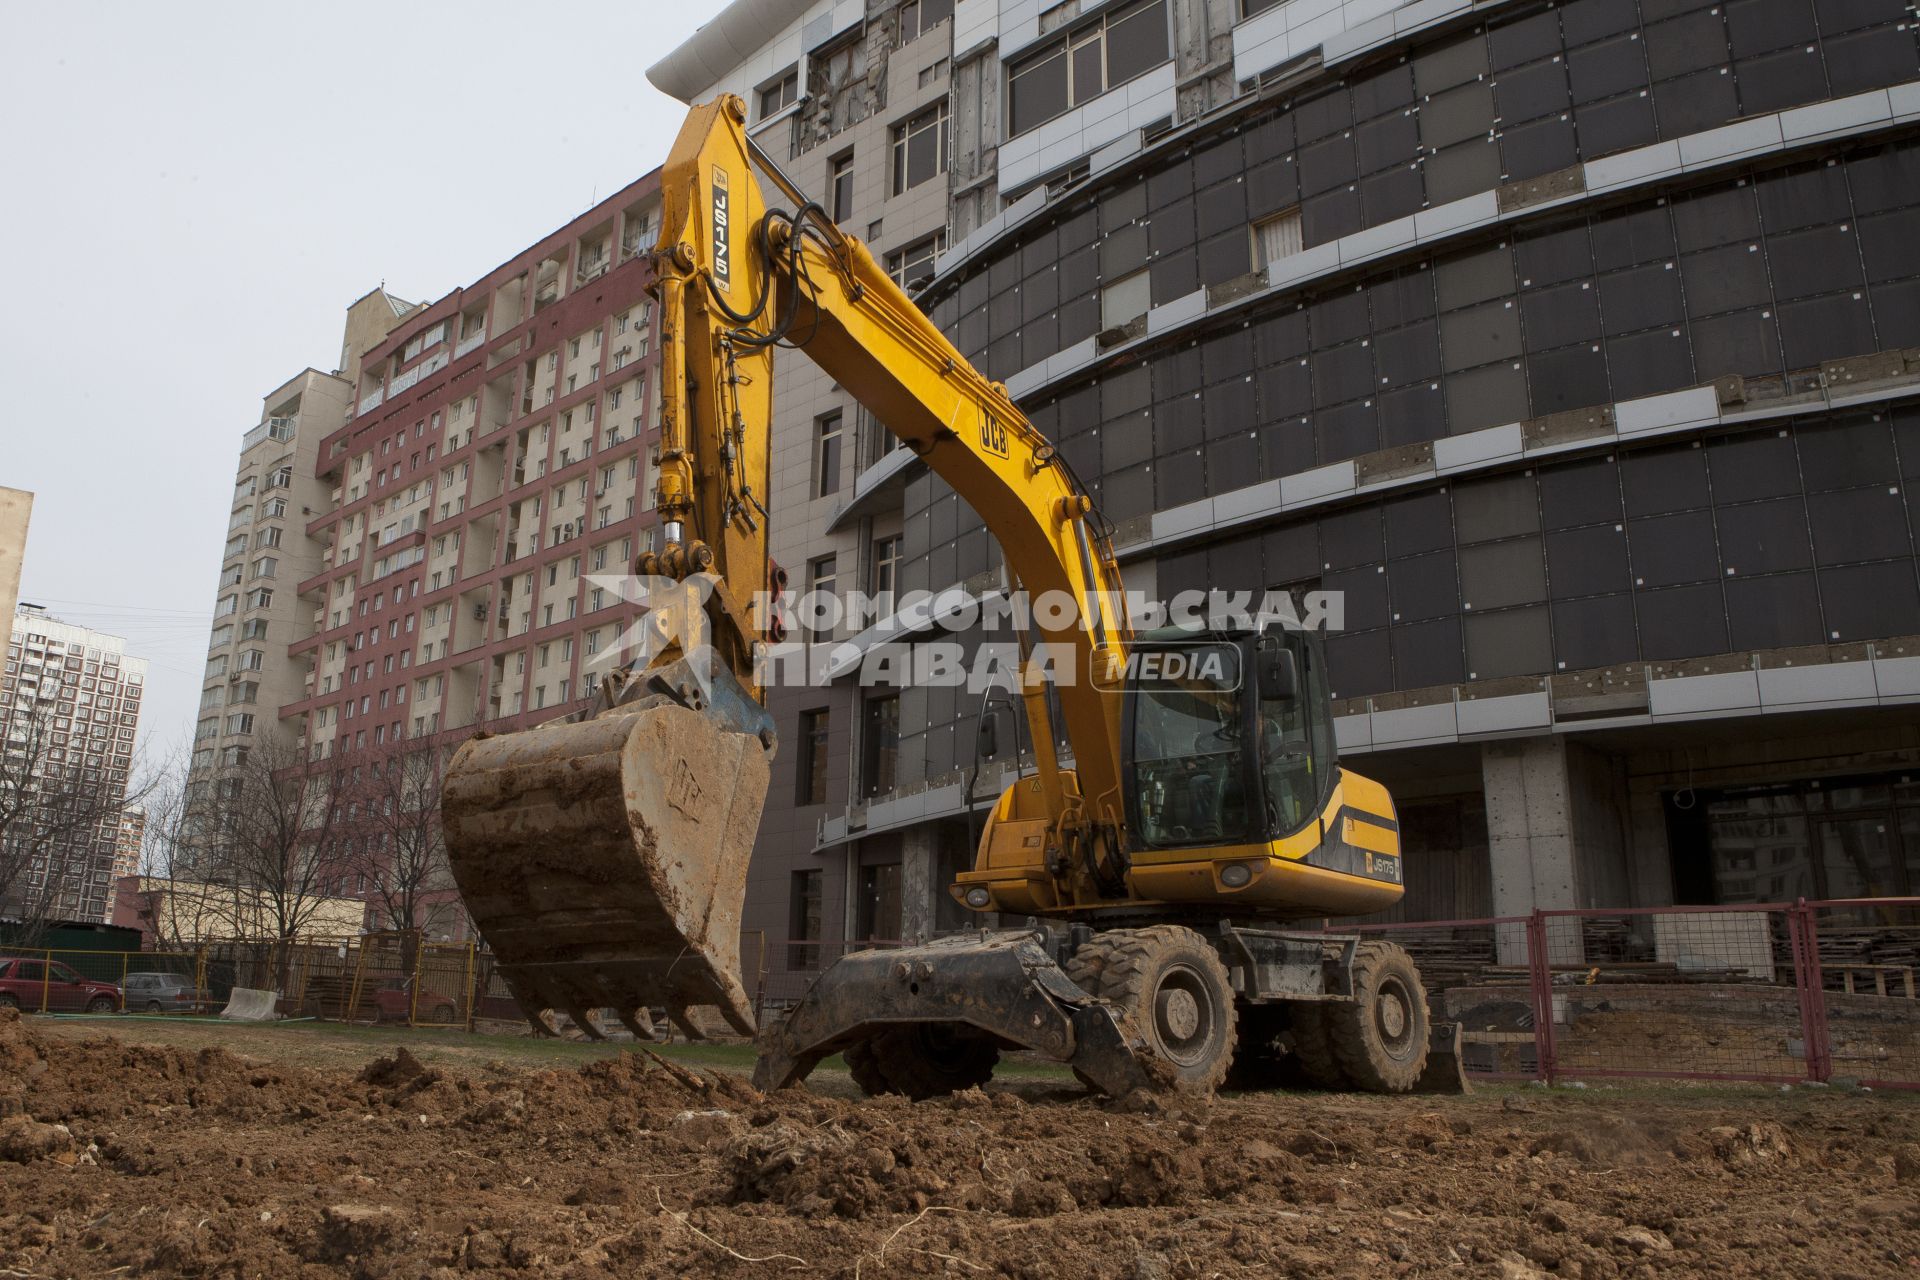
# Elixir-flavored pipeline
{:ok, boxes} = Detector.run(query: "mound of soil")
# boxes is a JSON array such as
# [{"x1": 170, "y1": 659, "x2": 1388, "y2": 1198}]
[{"x1": 1, "y1": 1006, "x2": 1917, "y2": 1277}]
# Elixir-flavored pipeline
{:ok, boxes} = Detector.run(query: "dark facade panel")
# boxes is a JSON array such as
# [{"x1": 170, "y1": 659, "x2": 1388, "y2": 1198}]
[{"x1": 887, "y1": 0, "x2": 1920, "y2": 755}]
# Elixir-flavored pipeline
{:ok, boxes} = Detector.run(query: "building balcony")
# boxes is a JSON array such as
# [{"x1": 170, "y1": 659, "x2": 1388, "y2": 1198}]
[
  {"x1": 240, "y1": 416, "x2": 296, "y2": 451},
  {"x1": 454, "y1": 329, "x2": 487, "y2": 359}
]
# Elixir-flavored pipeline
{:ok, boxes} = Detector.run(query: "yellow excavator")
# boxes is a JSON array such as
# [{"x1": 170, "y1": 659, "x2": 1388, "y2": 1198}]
[{"x1": 441, "y1": 95, "x2": 1461, "y2": 1098}]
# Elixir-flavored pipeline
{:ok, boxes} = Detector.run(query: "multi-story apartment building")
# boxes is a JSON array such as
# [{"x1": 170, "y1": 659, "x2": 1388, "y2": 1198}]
[
  {"x1": 652, "y1": 0, "x2": 1920, "y2": 974},
  {"x1": 182, "y1": 291, "x2": 415, "y2": 883},
  {"x1": 110, "y1": 805, "x2": 146, "y2": 897},
  {"x1": 0, "y1": 487, "x2": 29, "y2": 624},
  {"x1": 283, "y1": 174, "x2": 667, "y2": 775},
  {"x1": 2, "y1": 607, "x2": 147, "y2": 923}
]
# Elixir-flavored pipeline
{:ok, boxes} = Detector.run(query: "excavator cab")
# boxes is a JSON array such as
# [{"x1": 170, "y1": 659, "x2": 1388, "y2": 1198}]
[
  {"x1": 1123, "y1": 628, "x2": 1334, "y2": 853},
  {"x1": 956, "y1": 625, "x2": 1403, "y2": 922}
]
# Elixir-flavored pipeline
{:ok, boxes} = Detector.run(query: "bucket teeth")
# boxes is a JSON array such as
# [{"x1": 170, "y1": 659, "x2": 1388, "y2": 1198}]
[{"x1": 442, "y1": 700, "x2": 770, "y2": 1039}]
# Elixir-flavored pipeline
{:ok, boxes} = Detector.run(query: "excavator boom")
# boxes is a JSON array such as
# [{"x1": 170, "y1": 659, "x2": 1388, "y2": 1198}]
[{"x1": 441, "y1": 94, "x2": 1132, "y2": 1040}]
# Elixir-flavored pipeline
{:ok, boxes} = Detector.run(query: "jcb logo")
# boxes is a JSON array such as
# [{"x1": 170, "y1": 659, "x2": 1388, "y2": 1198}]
[{"x1": 979, "y1": 411, "x2": 1009, "y2": 459}]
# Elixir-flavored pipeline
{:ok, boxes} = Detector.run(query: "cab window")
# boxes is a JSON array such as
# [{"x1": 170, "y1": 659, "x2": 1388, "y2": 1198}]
[
  {"x1": 1127, "y1": 642, "x2": 1253, "y2": 848},
  {"x1": 1255, "y1": 633, "x2": 1334, "y2": 837}
]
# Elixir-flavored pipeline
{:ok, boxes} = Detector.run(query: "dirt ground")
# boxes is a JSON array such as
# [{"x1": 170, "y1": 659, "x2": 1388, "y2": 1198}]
[{"x1": 3, "y1": 1010, "x2": 1919, "y2": 1278}]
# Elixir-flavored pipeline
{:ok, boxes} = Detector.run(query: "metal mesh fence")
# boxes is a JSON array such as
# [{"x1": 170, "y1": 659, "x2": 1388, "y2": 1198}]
[
  {"x1": 1807, "y1": 898, "x2": 1920, "y2": 1087},
  {"x1": 1342, "y1": 899, "x2": 1920, "y2": 1088},
  {"x1": 0, "y1": 947, "x2": 208, "y2": 1014},
  {"x1": 1529, "y1": 908, "x2": 1806, "y2": 1084},
  {"x1": 13, "y1": 900, "x2": 1920, "y2": 1083}
]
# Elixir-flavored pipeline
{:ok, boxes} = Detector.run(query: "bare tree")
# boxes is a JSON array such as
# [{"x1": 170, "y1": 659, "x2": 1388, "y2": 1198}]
[
  {"x1": 182, "y1": 736, "x2": 349, "y2": 985},
  {"x1": 127, "y1": 750, "x2": 202, "y2": 949},
  {"x1": 341, "y1": 746, "x2": 456, "y2": 939},
  {"x1": 0, "y1": 696, "x2": 153, "y2": 943}
]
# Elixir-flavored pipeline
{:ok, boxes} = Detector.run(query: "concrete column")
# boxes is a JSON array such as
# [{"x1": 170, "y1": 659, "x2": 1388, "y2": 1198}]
[
  {"x1": 1626, "y1": 784, "x2": 1676, "y2": 908},
  {"x1": 1483, "y1": 737, "x2": 1583, "y2": 965},
  {"x1": 899, "y1": 825, "x2": 938, "y2": 944}
]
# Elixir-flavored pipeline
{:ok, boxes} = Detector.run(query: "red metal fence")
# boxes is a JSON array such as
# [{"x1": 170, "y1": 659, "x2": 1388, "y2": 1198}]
[{"x1": 1347, "y1": 898, "x2": 1920, "y2": 1089}]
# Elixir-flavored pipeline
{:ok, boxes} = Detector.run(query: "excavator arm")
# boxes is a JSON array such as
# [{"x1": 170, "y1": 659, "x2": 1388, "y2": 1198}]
[
  {"x1": 441, "y1": 95, "x2": 1133, "y2": 1041},
  {"x1": 650, "y1": 96, "x2": 1133, "y2": 860}
]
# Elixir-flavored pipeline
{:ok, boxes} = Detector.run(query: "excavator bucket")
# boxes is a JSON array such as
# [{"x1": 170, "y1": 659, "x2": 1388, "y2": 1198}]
[{"x1": 442, "y1": 694, "x2": 769, "y2": 1040}]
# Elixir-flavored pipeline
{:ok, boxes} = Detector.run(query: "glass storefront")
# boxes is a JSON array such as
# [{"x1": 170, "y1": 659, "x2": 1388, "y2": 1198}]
[{"x1": 1691, "y1": 773, "x2": 1920, "y2": 905}]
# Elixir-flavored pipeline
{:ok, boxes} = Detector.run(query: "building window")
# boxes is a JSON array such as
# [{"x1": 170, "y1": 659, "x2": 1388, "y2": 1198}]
[
  {"x1": 1008, "y1": 0, "x2": 1169, "y2": 138},
  {"x1": 807, "y1": 554, "x2": 839, "y2": 643},
  {"x1": 789, "y1": 869, "x2": 823, "y2": 970},
  {"x1": 885, "y1": 230, "x2": 947, "y2": 290},
  {"x1": 891, "y1": 99, "x2": 949, "y2": 196},
  {"x1": 1251, "y1": 208, "x2": 1303, "y2": 272},
  {"x1": 1101, "y1": 269, "x2": 1152, "y2": 330},
  {"x1": 896, "y1": 0, "x2": 952, "y2": 46},
  {"x1": 816, "y1": 411, "x2": 844, "y2": 496},
  {"x1": 797, "y1": 709, "x2": 830, "y2": 806},
  {"x1": 861, "y1": 694, "x2": 900, "y2": 797},
  {"x1": 829, "y1": 151, "x2": 855, "y2": 223},
  {"x1": 871, "y1": 534, "x2": 902, "y2": 604},
  {"x1": 757, "y1": 67, "x2": 798, "y2": 120},
  {"x1": 1241, "y1": 0, "x2": 1286, "y2": 14}
]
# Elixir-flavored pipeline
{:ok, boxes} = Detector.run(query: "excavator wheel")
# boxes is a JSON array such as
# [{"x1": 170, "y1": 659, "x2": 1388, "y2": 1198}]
[
  {"x1": 843, "y1": 1037, "x2": 892, "y2": 1098},
  {"x1": 1067, "y1": 925, "x2": 1238, "y2": 1093},
  {"x1": 1324, "y1": 941, "x2": 1430, "y2": 1093},
  {"x1": 842, "y1": 1025, "x2": 1000, "y2": 1100},
  {"x1": 1284, "y1": 1004, "x2": 1347, "y2": 1089}
]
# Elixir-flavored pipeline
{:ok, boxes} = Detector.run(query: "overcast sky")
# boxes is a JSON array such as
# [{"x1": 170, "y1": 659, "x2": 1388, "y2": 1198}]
[{"x1": 1, "y1": 2, "x2": 724, "y2": 762}]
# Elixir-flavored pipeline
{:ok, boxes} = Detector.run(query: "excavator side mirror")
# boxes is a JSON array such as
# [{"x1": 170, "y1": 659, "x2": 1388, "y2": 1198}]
[{"x1": 1258, "y1": 648, "x2": 1298, "y2": 702}]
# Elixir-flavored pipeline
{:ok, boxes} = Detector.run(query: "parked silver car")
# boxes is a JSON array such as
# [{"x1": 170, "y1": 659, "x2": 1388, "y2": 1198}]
[{"x1": 123, "y1": 972, "x2": 205, "y2": 1014}]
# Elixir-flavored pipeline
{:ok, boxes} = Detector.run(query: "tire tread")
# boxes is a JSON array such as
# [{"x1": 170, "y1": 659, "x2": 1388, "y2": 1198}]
[
  {"x1": 1326, "y1": 941, "x2": 1430, "y2": 1093},
  {"x1": 1067, "y1": 925, "x2": 1238, "y2": 1093}
]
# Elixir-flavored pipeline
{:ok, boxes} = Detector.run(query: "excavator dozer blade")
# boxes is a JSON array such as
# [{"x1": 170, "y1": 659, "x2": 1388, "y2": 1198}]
[
  {"x1": 753, "y1": 931, "x2": 1160, "y2": 1097},
  {"x1": 442, "y1": 699, "x2": 768, "y2": 1038}
]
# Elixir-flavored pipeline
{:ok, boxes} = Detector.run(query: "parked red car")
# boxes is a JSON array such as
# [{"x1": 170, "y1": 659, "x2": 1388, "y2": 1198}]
[
  {"x1": 0, "y1": 958, "x2": 122, "y2": 1013},
  {"x1": 372, "y1": 977, "x2": 459, "y2": 1024}
]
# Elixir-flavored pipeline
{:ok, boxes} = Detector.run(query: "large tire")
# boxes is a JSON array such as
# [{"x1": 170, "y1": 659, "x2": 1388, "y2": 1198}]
[
  {"x1": 845, "y1": 1025, "x2": 1000, "y2": 1100},
  {"x1": 0, "y1": 993, "x2": 18, "y2": 1011},
  {"x1": 87, "y1": 996, "x2": 117, "y2": 1014},
  {"x1": 1067, "y1": 925, "x2": 1238, "y2": 1094},
  {"x1": 843, "y1": 1036, "x2": 892, "y2": 1097},
  {"x1": 1285, "y1": 1004, "x2": 1347, "y2": 1089},
  {"x1": 1325, "y1": 941, "x2": 1430, "y2": 1093}
]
